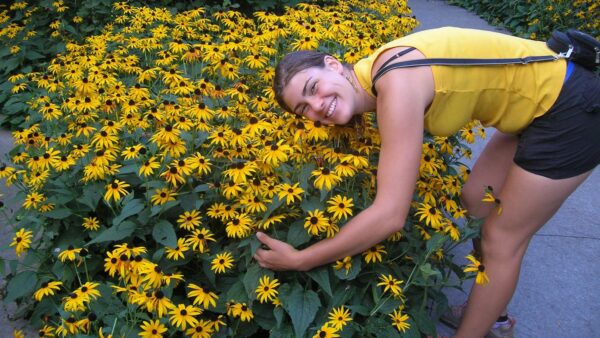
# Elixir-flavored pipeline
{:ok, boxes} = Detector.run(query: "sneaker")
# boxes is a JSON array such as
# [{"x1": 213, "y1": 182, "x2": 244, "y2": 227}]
[
  {"x1": 440, "y1": 303, "x2": 515, "y2": 338},
  {"x1": 486, "y1": 318, "x2": 515, "y2": 338}
]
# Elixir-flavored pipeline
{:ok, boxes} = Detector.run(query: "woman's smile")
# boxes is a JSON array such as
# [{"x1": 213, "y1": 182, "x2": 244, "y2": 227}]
[{"x1": 326, "y1": 96, "x2": 337, "y2": 119}]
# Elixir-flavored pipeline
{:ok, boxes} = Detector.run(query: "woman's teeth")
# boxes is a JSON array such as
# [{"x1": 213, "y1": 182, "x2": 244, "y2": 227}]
[{"x1": 326, "y1": 97, "x2": 337, "y2": 118}]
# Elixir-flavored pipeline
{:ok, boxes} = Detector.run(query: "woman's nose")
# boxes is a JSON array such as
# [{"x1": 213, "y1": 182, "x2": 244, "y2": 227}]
[{"x1": 306, "y1": 96, "x2": 324, "y2": 115}]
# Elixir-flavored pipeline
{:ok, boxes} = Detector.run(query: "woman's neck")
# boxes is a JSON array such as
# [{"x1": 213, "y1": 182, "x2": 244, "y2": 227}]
[{"x1": 347, "y1": 69, "x2": 377, "y2": 114}]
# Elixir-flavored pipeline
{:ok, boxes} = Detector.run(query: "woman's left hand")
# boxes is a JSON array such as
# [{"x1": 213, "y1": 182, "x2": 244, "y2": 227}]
[{"x1": 253, "y1": 232, "x2": 304, "y2": 271}]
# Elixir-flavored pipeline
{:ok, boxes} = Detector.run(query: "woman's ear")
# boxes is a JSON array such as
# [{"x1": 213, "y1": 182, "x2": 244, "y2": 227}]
[{"x1": 323, "y1": 55, "x2": 343, "y2": 73}]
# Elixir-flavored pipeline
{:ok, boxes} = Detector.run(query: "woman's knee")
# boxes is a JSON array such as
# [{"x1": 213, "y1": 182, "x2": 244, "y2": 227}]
[{"x1": 460, "y1": 181, "x2": 493, "y2": 218}]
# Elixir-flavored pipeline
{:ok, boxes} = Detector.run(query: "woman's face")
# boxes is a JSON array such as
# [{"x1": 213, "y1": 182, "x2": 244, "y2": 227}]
[{"x1": 281, "y1": 56, "x2": 358, "y2": 125}]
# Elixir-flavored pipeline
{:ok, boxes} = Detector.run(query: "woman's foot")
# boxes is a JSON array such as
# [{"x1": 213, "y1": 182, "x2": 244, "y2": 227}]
[{"x1": 440, "y1": 303, "x2": 515, "y2": 338}]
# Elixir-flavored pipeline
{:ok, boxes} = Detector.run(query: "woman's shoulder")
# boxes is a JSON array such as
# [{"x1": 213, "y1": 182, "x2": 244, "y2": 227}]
[{"x1": 369, "y1": 46, "x2": 434, "y2": 115}]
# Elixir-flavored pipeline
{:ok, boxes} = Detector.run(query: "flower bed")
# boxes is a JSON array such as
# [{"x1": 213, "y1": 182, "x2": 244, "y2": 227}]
[
  {"x1": 1, "y1": 1, "x2": 485, "y2": 336},
  {"x1": 448, "y1": 0, "x2": 599, "y2": 40}
]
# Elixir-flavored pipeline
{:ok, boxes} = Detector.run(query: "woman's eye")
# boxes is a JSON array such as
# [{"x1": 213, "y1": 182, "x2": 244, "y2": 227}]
[{"x1": 311, "y1": 82, "x2": 316, "y2": 94}]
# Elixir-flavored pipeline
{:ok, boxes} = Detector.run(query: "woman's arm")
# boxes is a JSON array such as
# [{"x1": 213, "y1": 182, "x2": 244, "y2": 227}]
[{"x1": 254, "y1": 51, "x2": 434, "y2": 271}]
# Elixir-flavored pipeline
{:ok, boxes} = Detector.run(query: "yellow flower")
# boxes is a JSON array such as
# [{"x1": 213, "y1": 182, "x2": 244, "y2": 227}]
[
  {"x1": 362, "y1": 244, "x2": 386, "y2": 264},
  {"x1": 311, "y1": 167, "x2": 342, "y2": 191},
  {"x1": 82, "y1": 216, "x2": 100, "y2": 231},
  {"x1": 415, "y1": 203, "x2": 444, "y2": 229},
  {"x1": 10, "y1": 228, "x2": 33, "y2": 257},
  {"x1": 177, "y1": 210, "x2": 202, "y2": 230},
  {"x1": 327, "y1": 306, "x2": 352, "y2": 330},
  {"x1": 169, "y1": 303, "x2": 201, "y2": 330},
  {"x1": 187, "y1": 283, "x2": 218, "y2": 309},
  {"x1": 139, "y1": 156, "x2": 160, "y2": 177},
  {"x1": 326, "y1": 195, "x2": 354, "y2": 221},
  {"x1": 482, "y1": 188, "x2": 503, "y2": 215},
  {"x1": 333, "y1": 256, "x2": 352, "y2": 274},
  {"x1": 255, "y1": 275, "x2": 280, "y2": 304},
  {"x1": 231, "y1": 302, "x2": 254, "y2": 321},
  {"x1": 377, "y1": 274, "x2": 404, "y2": 298},
  {"x1": 139, "y1": 319, "x2": 167, "y2": 338},
  {"x1": 33, "y1": 281, "x2": 62, "y2": 301},
  {"x1": 304, "y1": 209, "x2": 329, "y2": 236},
  {"x1": 104, "y1": 179, "x2": 130, "y2": 202},
  {"x1": 389, "y1": 308, "x2": 410, "y2": 333},
  {"x1": 23, "y1": 191, "x2": 45, "y2": 209},
  {"x1": 151, "y1": 187, "x2": 178, "y2": 205},
  {"x1": 277, "y1": 182, "x2": 304, "y2": 205},
  {"x1": 165, "y1": 238, "x2": 189, "y2": 260},
  {"x1": 312, "y1": 324, "x2": 339, "y2": 338},
  {"x1": 211, "y1": 252, "x2": 234, "y2": 274},
  {"x1": 58, "y1": 245, "x2": 82, "y2": 262},
  {"x1": 464, "y1": 254, "x2": 490, "y2": 285},
  {"x1": 185, "y1": 228, "x2": 216, "y2": 253},
  {"x1": 225, "y1": 213, "x2": 253, "y2": 238}
]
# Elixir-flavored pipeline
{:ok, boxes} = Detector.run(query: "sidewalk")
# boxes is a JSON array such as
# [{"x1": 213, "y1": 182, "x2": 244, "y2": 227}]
[{"x1": 408, "y1": 0, "x2": 600, "y2": 337}]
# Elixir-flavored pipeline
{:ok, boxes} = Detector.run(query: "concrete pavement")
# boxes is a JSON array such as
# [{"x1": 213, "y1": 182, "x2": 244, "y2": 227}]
[{"x1": 409, "y1": 0, "x2": 600, "y2": 337}]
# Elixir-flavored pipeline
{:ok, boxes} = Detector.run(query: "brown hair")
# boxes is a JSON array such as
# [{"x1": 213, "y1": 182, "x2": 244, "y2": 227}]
[{"x1": 273, "y1": 50, "x2": 332, "y2": 112}]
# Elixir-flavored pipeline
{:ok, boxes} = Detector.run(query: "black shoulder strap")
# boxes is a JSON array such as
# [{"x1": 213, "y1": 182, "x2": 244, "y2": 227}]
[{"x1": 371, "y1": 54, "x2": 558, "y2": 96}]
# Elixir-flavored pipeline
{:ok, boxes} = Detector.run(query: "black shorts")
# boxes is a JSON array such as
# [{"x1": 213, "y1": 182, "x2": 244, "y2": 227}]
[{"x1": 514, "y1": 63, "x2": 600, "y2": 179}]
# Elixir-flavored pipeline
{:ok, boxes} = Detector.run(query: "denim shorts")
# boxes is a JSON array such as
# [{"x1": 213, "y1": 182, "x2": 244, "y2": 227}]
[{"x1": 513, "y1": 62, "x2": 600, "y2": 179}]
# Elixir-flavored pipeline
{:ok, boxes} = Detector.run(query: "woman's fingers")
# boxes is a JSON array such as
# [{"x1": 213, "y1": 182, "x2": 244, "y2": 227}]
[{"x1": 253, "y1": 232, "x2": 299, "y2": 271}]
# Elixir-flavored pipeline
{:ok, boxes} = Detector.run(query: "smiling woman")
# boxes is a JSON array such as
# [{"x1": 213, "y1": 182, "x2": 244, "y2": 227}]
[
  {"x1": 275, "y1": 51, "x2": 372, "y2": 125},
  {"x1": 256, "y1": 26, "x2": 600, "y2": 338}
]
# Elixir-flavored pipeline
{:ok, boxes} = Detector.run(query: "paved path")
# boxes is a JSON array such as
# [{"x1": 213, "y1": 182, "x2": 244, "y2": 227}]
[{"x1": 409, "y1": 0, "x2": 600, "y2": 337}]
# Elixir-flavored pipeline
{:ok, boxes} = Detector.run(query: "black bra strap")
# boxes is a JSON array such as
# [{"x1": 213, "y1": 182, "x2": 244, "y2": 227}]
[
  {"x1": 370, "y1": 54, "x2": 557, "y2": 96},
  {"x1": 378, "y1": 47, "x2": 417, "y2": 71}
]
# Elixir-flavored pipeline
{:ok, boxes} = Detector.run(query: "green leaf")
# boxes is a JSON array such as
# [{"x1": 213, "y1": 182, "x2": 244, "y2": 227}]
[
  {"x1": 25, "y1": 50, "x2": 45, "y2": 60},
  {"x1": 419, "y1": 263, "x2": 441, "y2": 280},
  {"x1": 87, "y1": 221, "x2": 137, "y2": 245},
  {"x1": 286, "y1": 219, "x2": 310, "y2": 247},
  {"x1": 262, "y1": 195, "x2": 283, "y2": 220},
  {"x1": 152, "y1": 220, "x2": 177, "y2": 247},
  {"x1": 242, "y1": 264, "x2": 262, "y2": 301},
  {"x1": 226, "y1": 279, "x2": 248, "y2": 303},
  {"x1": 5, "y1": 270, "x2": 37, "y2": 302},
  {"x1": 306, "y1": 267, "x2": 332, "y2": 297},
  {"x1": 270, "y1": 325, "x2": 294, "y2": 338},
  {"x1": 408, "y1": 308, "x2": 436, "y2": 336},
  {"x1": 273, "y1": 306, "x2": 285, "y2": 328},
  {"x1": 426, "y1": 233, "x2": 447, "y2": 252},
  {"x1": 118, "y1": 163, "x2": 139, "y2": 174},
  {"x1": 80, "y1": 182, "x2": 103, "y2": 210},
  {"x1": 279, "y1": 283, "x2": 321, "y2": 338},
  {"x1": 44, "y1": 208, "x2": 72, "y2": 219},
  {"x1": 300, "y1": 196, "x2": 321, "y2": 213},
  {"x1": 193, "y1": 184, "x2": 210, "y2": 192},
  {"x1": 374, "y1": 296, "x2": 402, "y2": 315},
  {"x1": 113, "y1": 198, "x2": 145, "y2": 226},
  {"x1": 333, "y1": 256, "x2": 362, "y2": 281},
  {"x1": 299, "y1": 163, "x2": 315, "y2": 190},
  {"x1": 150, "y1": 200, "x2": 179, "y2": 217}
]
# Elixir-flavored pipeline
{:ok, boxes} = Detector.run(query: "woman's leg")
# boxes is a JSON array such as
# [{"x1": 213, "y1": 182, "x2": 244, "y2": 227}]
[
  {"x1": 454, "y1": 164, "x2": 592, "y2": 338},
  {"x1": 454, "y1": 131, "x2": 517, "y2": 323},
  {"x1": 461, "y1": 131, "x2": 518, "y2": 219}
]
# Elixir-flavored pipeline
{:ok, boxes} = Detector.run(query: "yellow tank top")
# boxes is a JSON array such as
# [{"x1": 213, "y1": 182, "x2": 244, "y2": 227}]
[{"x1": 354, "y1": 27, "x2": 566, "y2": 136}]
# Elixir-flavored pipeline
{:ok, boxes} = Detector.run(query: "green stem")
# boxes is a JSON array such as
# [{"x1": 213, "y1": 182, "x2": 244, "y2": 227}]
[
  {"x1": 420, "y1": 286, "x2": 428, "y2": 312},
  {"x1": 73, "y1": 261, "x2": 83, "y2": 286},
  {"x1": 110, "y1": 317, "x2": 118, "y2": 336},
  {"x1": 83, "y1": 258, "x2": 90, "y2": 282},
  {"x1": 403, "y1": 249, "x2": 434, "y2": 292},
  {"x1": 369, "y1": 294, "x2": 393, "y2": 316}
]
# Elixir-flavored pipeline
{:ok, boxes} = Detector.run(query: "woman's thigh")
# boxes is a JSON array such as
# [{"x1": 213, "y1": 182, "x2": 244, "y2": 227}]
[{"x1": 461, "y1": 131, "x2": 518, "y2": 218}]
